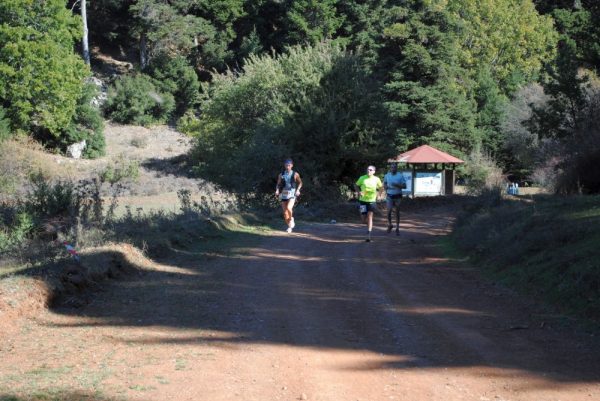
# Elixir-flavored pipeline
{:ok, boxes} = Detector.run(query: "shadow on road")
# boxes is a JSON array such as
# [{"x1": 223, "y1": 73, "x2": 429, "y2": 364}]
[{"x1": 41, "y1": 209, "x2": 600, "y2": 385}]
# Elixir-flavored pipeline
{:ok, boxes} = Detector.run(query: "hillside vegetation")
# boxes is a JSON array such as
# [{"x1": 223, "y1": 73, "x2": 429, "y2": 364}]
[
  {"x1": 1, "y1": 1, "x2": 600, "y2": 196},
  {"x1": 452, "y1": 195, "x2": 600, "y2": 322}
]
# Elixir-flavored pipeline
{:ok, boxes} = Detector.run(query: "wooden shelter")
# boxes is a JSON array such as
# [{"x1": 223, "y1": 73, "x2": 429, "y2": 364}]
[{"x1": 388, "y1": 145, "x2": 464, "y2": 196}]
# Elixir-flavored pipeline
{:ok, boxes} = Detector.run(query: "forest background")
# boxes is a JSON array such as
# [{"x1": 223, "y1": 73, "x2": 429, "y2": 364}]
[{"x1": 1, "y1": 0, "x2": 599, "y2": 198}]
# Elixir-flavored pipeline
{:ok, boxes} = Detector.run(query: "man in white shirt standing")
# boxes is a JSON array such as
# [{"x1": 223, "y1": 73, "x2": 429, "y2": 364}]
[{"x1": 383, "y1": 162, "x2": 406, "y2": 235}]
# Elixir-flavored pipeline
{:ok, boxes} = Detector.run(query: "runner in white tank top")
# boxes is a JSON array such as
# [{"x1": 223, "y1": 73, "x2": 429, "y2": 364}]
[{"x1": 275, "y1": 159, "x2": 303, "y2": 233}]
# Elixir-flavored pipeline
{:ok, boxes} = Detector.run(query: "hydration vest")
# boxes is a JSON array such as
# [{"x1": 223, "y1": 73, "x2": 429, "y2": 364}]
[{"x1": 279, "y1": 170, "x2": 296, "y2": 191}]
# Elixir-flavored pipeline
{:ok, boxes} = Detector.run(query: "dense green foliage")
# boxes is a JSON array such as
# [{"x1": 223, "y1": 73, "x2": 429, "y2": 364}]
[
  {"x1": 3, "y1": 0, "x2": 600, "y2": 191},
  {"x1": 104, "y1": 74, "x2": 175, "y2": 125},
  {"x1": 37, "y1": 83, "x2": 107, "y2": 158},
  {"x1": 0, "y1": 0, "x2": 87, "y2": 135},
  {"x1": 0, "y1": 0, "x2": 105, "y2": 157},
  {"x1": 448, "y1": 0, "x2": 557, "y2": 92},
  {"x1": 378, "y1": 2, "x2": 480, "y2": 155},
  {"x1": 144, "y1": 54, "x2": 200, "y2": 116},
  {"x1": 193, "y1": 43, "x2": 390, "y2": 200}
]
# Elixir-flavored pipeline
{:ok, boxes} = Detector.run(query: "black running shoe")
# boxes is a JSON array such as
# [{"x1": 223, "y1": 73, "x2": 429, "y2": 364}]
[
  {"x1": 396, "y1": 228, "x2": 400, "y2": 236},
  {"x1": 387, "y1": 225, "x2": 393, "y2": 233},
  {"x1": 365, "y1": 238, "x2": 371, "y2": 242}
]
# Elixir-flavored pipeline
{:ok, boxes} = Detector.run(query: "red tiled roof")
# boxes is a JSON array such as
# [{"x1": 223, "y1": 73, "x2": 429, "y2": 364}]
[{"x1": 389, "y1": 145, "x2": 464, "y2": 164}]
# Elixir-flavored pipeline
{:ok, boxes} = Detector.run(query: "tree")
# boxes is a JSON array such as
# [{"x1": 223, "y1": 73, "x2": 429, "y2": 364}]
[
  {"x1": 284, "y1": 0, "x2": 344, "y2": 45},
  {"x1": 81, "y1": 0, "x2": 90, "y2": 65},
  {"x1": 377, "y1": 1, "x2": 481, "y2": 156},
  {"x1": 0, "y1": 0, "x2": 88, "y2": 136},
  {"x1": 446, "y1": 0, "x2": 558, "y2": 93},
  {"x1": 335, "y1": 0, "x2": 389, "y2": 69},
  {"x1": 550, "y1": 4, "x2": 600, "y2": 69},
  {"x1": 144, "y1": 54, "x2": 200, "y2": 116},
  {"x1": 193, "y1": 43, "x2": 390, "y2": 200},
  {"x1": 474, "y1": 66, "x2": 508, "y2": 158},
  {"x1": 532, "y1": 38, "x2": 588, "y2": 140},
  {"x1": 130, "y1": 0, "x2": 213, "y2": 69}
]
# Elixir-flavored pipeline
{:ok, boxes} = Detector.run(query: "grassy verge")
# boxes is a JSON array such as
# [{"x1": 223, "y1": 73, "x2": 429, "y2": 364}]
[
  {"x1": 0, "y1": 205, "x2": 274, "y2": 328},
  {"x1": 448, "y1": 194, "x2": 600, "y2": 324}
]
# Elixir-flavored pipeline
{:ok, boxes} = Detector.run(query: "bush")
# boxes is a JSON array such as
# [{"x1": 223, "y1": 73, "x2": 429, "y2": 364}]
[
  {"x1": 0, "y1": 106, "x2": 10, "y2": 143},
  {"x1": 104, "y1": 74, "x2": 175, "y2": 126},
  {"x1": 99, "y1": 156, "x2": 140, "y2": 184},
  {"x1": 462, "y1": 148, "x2": 504, "y2": 196},
  {"x1": 555, "y1": 88, "x2": 600, "y2": 194},
  {"x1": 25, "y1": 173, "x2": 78, "y2": 220},
  {"x1": 37, "y1": 83, "x2": 106, "y2": 158},
  {"x1": 452, "y1": 195, "x2": 600, "y2": 321},
  {"x1": 144, "y1": 54, "x2": 200, "y2": 116},
  {"x1": 193, "y1": 43, "x2": 391, "y2": 203},
  {"x1": 176, "y1": 110, "x2": 202, "y2": 136},
  {"x1": 0, "y1": 211, "x2": 34, "y2": 253}
]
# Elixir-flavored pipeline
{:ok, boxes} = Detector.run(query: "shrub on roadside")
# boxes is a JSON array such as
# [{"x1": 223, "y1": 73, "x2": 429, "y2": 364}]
[
  {"x1": 25, "y1": 173, "x2": 77, "y2": 220},
  {"x1": 0, "y1": 168, "x2": 130, "y2": 255},
  {"x1": 0, "y1": 211, "x2": 34, "y2": 253},
  {"x1": 104, "y1": 74, "x2": 175, "y2": 126},
  {"x1": 462, "y1": 148, "x2": 504, "y2": 196}
]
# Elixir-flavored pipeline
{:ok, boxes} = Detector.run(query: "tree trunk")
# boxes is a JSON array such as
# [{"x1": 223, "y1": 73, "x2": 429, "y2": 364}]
[
  {"x1": 81, "y1": 0, "x2": 90, "y2": 65},
  {"x1": 140, "y1": 33, "x2": 148, "y2": 69}
]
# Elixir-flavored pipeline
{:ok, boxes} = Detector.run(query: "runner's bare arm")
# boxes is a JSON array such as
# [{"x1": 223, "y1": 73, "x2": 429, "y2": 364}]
[
  {"x1": 294, "y1": 173, "x2": 303, "y2": 196},
  {"x1": 275, "y1": 174, "x2": 281, "y2": 197}
]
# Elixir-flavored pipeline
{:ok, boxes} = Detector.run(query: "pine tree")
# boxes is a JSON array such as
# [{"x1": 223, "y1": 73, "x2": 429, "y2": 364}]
[{"x1": 378, "y1": 1, "x2": 480, "y2": 156}]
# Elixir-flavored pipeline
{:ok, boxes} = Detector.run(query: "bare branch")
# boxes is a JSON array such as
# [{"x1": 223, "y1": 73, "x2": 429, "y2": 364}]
[{"x1": 71, "y1": 0, "x2": 81, "y2": 12}]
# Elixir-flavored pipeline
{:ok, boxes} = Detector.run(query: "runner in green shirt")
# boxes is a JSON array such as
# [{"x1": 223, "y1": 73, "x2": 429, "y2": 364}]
[{"x1": 354, "y1": 165, "x2": 383, "y2": 242}]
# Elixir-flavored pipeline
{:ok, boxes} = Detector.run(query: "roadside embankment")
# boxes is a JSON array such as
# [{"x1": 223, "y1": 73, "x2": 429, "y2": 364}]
[{"x1": 450, "y1": 194, "x2": 600, "y2": 324}]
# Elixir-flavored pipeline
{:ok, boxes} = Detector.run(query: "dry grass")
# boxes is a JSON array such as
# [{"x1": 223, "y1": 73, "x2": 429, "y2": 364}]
[
  {"x1": 0, "y1": 123, "x2": 205, "y2": 199},
  {"x1": 0, "y1": 139, "x2": 79, "y2": 197},
  {"x1": 0, "y1": 242, "x2": 156, "y2": 338}
]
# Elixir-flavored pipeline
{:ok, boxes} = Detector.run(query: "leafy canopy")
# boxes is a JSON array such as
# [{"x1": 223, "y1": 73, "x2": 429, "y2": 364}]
[
  {"x1": 193, "y1": 43, "x2": 391, "y2": 200},
  {"x1": 0, "y1": 0, "x2": 88, "y2": 136}
]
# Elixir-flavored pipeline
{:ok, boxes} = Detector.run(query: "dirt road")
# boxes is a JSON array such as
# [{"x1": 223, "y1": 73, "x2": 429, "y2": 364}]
[{"x1": 1, "y1": 209, "x2": 600, "y2": 400}]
